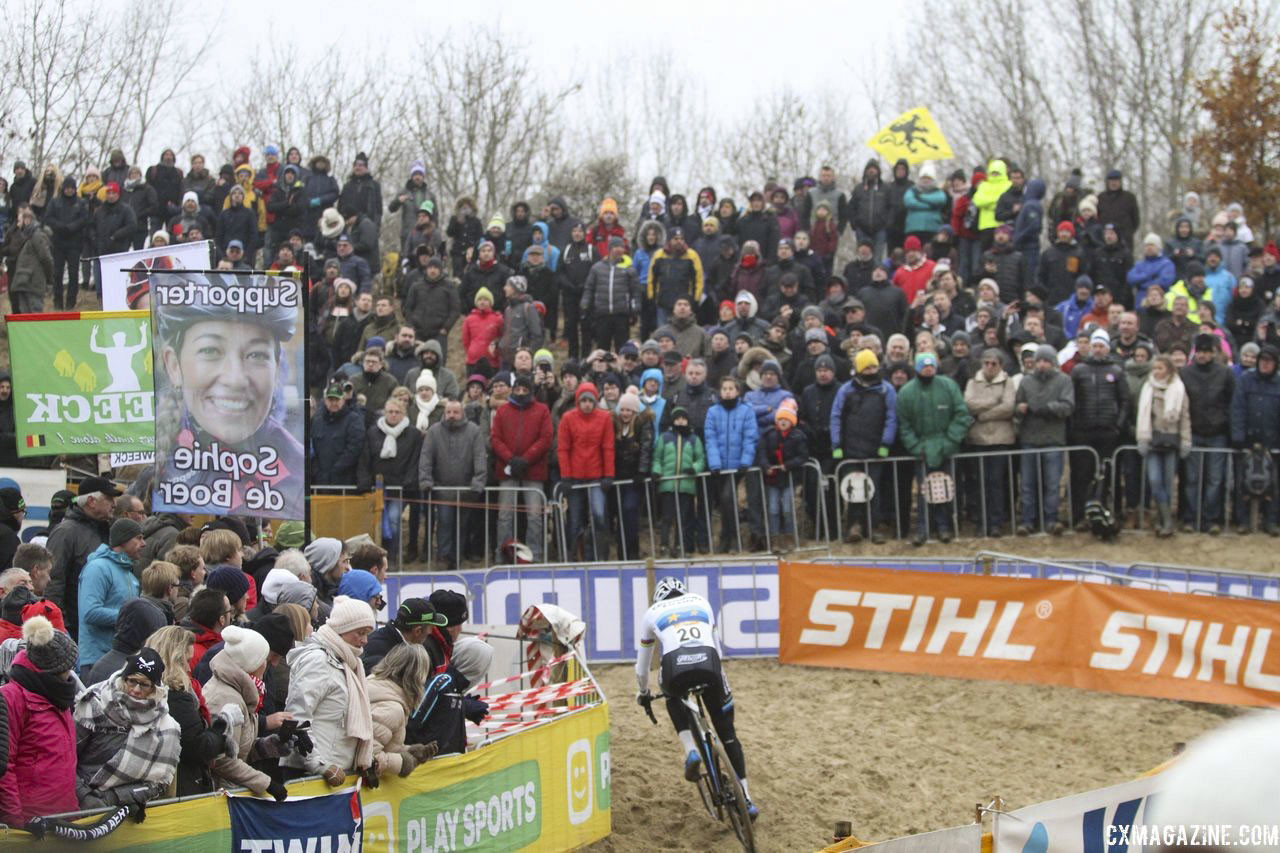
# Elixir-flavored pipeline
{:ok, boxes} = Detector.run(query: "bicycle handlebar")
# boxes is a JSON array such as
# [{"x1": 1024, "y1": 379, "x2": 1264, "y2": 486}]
[{"x1": 638, "y1": 691, "x2": 658, "y2": 725}]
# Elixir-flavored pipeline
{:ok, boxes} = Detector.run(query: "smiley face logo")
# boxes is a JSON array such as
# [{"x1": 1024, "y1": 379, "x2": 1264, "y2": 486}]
[{"x1": 566, "y1": 739, "x2": 593, "y2": 825}]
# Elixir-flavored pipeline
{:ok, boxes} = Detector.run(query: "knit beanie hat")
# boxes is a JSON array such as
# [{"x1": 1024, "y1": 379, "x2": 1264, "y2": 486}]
[
  {"x1": 775, "y1": 398, "x2": 798, "y2": 428},
  {"x1": 326, "y1": 596, "x2": 376, "y2": 635},
  {"x1": 252, "y1": 613, "x2": 296, "y2": 659},
  {"x1": 304, "y1": 538, "x2": 343, "y2": 576},
  {"x1": 1035, "y1": 344, "x2": 1059, "y2": 364},
  {"x1": 474, "y1": 286, "x2": 494, "y2": 306},
  {"x1": 618, "y1": 392, "x2": 643, "y2": 414},
  {"x1": 915, "y1": 352, "x2": 938, "y2": 371},
  {"x1": 109, "y1": 518, "x2": 143, "y2": 547},
  {"x1": 22, "y1": 615, "x2": 77, "y2": 674},
  {"x1": 221, "y1": 624, "x2": 270, "y2": 673},
  {"x1": 855, "y1": 349, "x2": 880, "y2": 374},
  {"x1": 206, "y1": 565, "x2": 251, "y2": 604},
  {"x1": 336, "y1": 569, "x2": 382, "y2": 602},
  {"x1": 274, "y1": 520, "x2": 306, "y2": 549},
  {"x1": 121, "y1": 647, "x2": 165, "y2": 686}
]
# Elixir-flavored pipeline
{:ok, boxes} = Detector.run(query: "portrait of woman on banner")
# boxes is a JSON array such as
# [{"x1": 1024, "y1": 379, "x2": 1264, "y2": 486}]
[{"x1": 152, "y1": 271, "x2": 305, "y2": 518}]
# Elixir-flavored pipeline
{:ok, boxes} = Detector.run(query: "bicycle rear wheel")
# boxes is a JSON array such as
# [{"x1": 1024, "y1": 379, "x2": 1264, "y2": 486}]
[{"x1": 708, "y1": 735, "x2": 756, "y2": 853}]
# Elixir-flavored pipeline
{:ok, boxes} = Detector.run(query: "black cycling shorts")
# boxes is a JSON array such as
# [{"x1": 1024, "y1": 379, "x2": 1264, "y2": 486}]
[{"x1": 660, "y1": 645, "x2": 730, "y2": 707}]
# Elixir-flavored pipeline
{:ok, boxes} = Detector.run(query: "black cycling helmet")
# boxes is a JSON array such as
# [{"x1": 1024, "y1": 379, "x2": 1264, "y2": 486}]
[
  {"x1": 653, "y1": 577, "x2": 686, "y2": 603},
  {"x1": 153, "y1": 271, "x2": 298, "y2": 345}
]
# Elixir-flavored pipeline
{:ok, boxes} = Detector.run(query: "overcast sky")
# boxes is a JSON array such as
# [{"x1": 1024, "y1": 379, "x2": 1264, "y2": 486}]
[{"x1": 209, "y1": 0, "x2": 900, "y2": 135}]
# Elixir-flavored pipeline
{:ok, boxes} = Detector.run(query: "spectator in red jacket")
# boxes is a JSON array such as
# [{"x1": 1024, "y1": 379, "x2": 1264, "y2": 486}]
[
  {"x1": 587, "y1": 199, "x2": 627, "y2": 257},
  {"x1": 462, "y1": 286, "x2": 504, "y2": 377},
  {"x1": 892, "y1": 236, "x2": 936, "y2": 306},
  {"x1": 183, "y1": 588, "x2": 230, "y2": 674},
  {"x1": 490, "y1": 374, "x2": 553, "y2": 562},
  {"x1": 0, "y1": 615, "x2": 81, "y2": 824},
  {"x1": 557, "y1": 383, "x2": 616, "y2": 561}
]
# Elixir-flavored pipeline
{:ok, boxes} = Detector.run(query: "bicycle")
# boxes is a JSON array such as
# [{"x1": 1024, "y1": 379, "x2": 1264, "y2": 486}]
[{"x1": 640, "y1": 686, "x2": 756, "y2": 853}]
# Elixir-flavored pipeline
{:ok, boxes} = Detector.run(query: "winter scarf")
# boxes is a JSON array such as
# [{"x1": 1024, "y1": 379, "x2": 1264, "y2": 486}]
[
  {"x1": 73, "y1": 674, "x2": 180, "y2": 793},
  {"x1": 314, "y1": 625, "x2": 374, "y2": 769},
  {"x1": 1137, "y1": 374, "x2": 1186, "y2": 439},
  {"x1": 415, "y1": 393, "x2": 440, "y2": 432},
  {"x1": 9, "y1": 660, "x2": 77, "y2": 710},
  {"x1": 376, "y1": 416, "x2": 411, "y2": 459}
]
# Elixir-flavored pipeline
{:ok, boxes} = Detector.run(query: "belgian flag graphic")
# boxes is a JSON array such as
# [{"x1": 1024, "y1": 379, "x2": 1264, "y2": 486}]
[{"x1": 25, "y1": 435, "x2": 46, "y2": 448}]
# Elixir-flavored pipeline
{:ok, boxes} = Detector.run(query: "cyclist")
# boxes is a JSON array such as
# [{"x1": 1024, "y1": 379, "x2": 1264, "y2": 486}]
[{"x1": 636, "y1": 576, "x2": 758, "y2": 819}]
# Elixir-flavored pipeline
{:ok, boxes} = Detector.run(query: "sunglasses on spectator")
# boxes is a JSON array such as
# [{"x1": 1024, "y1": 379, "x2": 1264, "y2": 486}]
[{"x1": 123, "y1": 676, "x2": 155, "y2": 693}]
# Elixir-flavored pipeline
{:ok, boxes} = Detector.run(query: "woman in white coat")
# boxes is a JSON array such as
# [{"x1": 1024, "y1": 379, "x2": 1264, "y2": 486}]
[
  {"x1": 1136, "y1": 354, "x2": 1191, "y2": 537},
  {"x1": 283, "y1": 596, "x2": 377, "y2": 785}
]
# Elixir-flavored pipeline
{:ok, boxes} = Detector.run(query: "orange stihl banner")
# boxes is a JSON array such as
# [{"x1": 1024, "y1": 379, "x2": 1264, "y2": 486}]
[{"x1": 779, "y1": 562, "x2": 1280, "y2": 708}]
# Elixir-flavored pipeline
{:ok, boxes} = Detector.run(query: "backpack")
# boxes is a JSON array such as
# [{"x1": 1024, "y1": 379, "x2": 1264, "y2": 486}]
[
  {"x1": 1243, "y1": 444, "x2": 1275, "y2": 498},
  {"x1": 962, "y1": 195, "x2": 981, "y2": 231},
  {"x1": 1083, "y1": 473, "x2": 1118, "y2": 541}
]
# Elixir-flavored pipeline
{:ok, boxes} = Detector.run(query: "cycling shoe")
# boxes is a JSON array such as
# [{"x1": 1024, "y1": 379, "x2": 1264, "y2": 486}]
[{"x1": 683, "y1": 750, "x2": 701, "y2": 782}]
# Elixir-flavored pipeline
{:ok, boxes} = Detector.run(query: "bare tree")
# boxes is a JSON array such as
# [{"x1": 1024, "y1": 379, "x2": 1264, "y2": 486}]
[
  {"x1": 540, "y1": 155, "x2": 640, "y2": 223},
  {"x1": 399, "y1": 30, "x2": 578, "y2": 219},
  {"x1": 896, "y1": 0, "x2": 1225, "y2": 234},
  {"x1": 201, "y1": 42, "x2": 406, "y2": 180},
  {"x1": 722, "y1": 89, "x2": 861, "y2": 195}
]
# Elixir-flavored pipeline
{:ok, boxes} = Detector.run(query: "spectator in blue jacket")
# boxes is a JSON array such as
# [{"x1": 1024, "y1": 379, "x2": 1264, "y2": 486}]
[
  {"x1": 1126, "y1": 234, "x2": 1176, "y2": 304},
  {"x1": 704, "y1": 375, "x2": 759, "y2": 552},
  {"x1": 743, "y1": 360, "x2": 794, "y2": 430},
  {"x1": 77, "y1": 519, "x2": 144, "y2": 678},
  {"x1": 312, "y1": 382, "x2": 366, "y2": 485},
  {"x1": 1202, "y1": 247, "x2": 1237, "y2": 310},
  {"x1": 1055, "y1": 275, "x2": 1095, "y2": 338},
  {"x1": 1012, "y1": 178, "x2": 1045, "y2": 292}
]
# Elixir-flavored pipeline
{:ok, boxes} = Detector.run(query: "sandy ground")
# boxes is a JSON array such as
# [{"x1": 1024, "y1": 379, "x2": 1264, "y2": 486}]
[{"x1": 584, "y1": 533, "x2": 1266, "y2": 853}]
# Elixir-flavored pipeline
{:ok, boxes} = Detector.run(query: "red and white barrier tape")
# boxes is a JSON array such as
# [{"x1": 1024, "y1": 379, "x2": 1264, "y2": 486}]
[
  {"x1": 485, "y1": 679, "x2": 597, "y2": 711},
  {"x1": 467, "y1": 651, "x2": 575, "y2": 694}
]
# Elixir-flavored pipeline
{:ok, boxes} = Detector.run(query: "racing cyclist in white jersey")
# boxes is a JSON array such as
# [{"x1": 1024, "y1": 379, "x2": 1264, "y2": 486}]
[{"x1": 636, "y1": 576, "x2": 758, "y2": 818}]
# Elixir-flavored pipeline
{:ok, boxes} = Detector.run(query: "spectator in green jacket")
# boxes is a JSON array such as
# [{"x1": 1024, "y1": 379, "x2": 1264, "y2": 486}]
[
  {"x1": 895, "y1": 352, "x2": 973, "y2": 545},
  {"x1": 652, "y1": 407, "x2": 706, "y2": 557}
]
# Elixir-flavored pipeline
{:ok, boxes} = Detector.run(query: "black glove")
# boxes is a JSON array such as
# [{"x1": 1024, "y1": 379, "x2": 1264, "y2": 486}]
[
  {"x1": 509, "y1": 456, "x2": 529, "y2": 479},
  {"x1": 463, "y1": 696, "x2": 489, "y2": 724},
  {"x1": 254, "y1": 733, "x2": 291, "y2": 758},
  {"x1": 292, "y1": 728, "x2": 314, "y2": 756},
  {"x1": 266, "y1": 779, "x2": 289, "y2": 802},
  {"x1": 360, "y1": 764, "x2": 380, "y2": 790}
]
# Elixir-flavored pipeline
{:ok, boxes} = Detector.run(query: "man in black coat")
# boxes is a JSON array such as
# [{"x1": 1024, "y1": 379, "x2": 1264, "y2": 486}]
[
  {"x1": 1095, "y1": 169, "x2": 1140, "y2": 251},
  {"x1": 311, "y1": 383, "x2": 366, "y2": 485},
  {"x1": 362, "y1": 597, "x2": 449, "y2": 674}
]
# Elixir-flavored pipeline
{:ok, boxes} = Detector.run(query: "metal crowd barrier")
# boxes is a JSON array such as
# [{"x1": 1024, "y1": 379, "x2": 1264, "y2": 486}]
[
  {"x1": 1107, "y1": 444, "x2": 1270, "y2": 533},
  {"x1": 313, "y1": 441, "x2": 1280, "y2": 572},
  {"x1": 829, "y1": 445, "x2": 1101, "y2": 542}
]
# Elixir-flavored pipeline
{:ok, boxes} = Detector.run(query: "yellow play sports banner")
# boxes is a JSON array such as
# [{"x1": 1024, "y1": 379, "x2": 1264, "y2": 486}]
[
  {"x1": 867, "y1": 107, "x2": 954, "y2": 164},
  {"x1": 0, "y1": 702, "x2": 611, "y2": 851}
]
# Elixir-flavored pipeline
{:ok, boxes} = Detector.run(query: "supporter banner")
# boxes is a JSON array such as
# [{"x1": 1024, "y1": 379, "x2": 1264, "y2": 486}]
[
  {"x1": 993, "y1": 775, "x2": 1160, "y2": 853},
  {"x1": 229, "y1": 786, "x2": 362, "y2": 851},
  {"x1": 867, "y1": 107, "x2": 954, "y2": 164},
  {"x1": 65, "y1": 702, "x2": 611, "y2": 851},
  {"x1": 98, "y1": 240, "x2": 213, "y2": 310},
  {"x1": 0, "y1": 467, "x2": 66, "y2": 536},
  {"x1": 779, "y1": 561, "x2": 1280, "y2": 707},
  {"x1": 383, "y1": 562, "x2": 779, "y2": 662},
  {"x1": 150, "y1": 271, "x2": 305, "y2": 519},
  {"x1": 6, "y1": 311, "x2": 154, "y2": 457}
]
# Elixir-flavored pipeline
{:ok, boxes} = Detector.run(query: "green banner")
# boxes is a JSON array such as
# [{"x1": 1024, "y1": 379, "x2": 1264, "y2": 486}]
[{"x1": 7, "y1": 310, "x2": 155, "y2": 457}]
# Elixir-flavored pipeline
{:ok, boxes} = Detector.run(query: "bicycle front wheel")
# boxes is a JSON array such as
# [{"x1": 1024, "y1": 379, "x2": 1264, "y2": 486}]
[{"x1": 709, "y1": 735, "x2": 756, "y2": 853}]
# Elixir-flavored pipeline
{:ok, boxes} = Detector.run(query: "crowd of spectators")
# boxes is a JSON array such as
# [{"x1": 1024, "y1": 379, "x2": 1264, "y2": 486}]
[
  {"x1": 2, "y1": 151, "x2": 1280, "y2": 560},
  {"x1": 0, "y1": 492, "x2": 489, "y2": 824}
]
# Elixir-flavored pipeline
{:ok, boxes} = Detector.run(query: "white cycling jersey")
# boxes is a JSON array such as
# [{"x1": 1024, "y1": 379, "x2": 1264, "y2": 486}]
[{"x1": 635, "y1": 592, "x2": 719, "y2": 691}]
